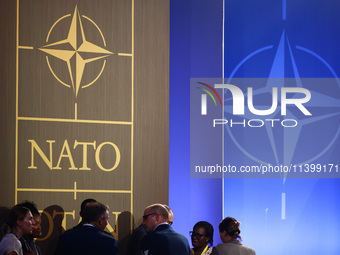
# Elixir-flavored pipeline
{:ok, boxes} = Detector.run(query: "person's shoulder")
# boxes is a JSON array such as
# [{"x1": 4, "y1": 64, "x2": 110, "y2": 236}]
[
  {"x1": 154, "y1": 223, "x2": 171, "y2": 231},
  {"x1": 81, "y1": 228, "x2": 117, "y2": 247},
  {"x1": 60, "y1": 225, "x2": 96, "y2": 239},
  {"x1": 64, "y1": 222, "x2": 83, "y2": 233},
  {"x1": 0, "y1": 234, "x2": 21, "y2": 253},
  {"x1": 241, "y1": 244, "x2": 256, "y2": 254},
  {"x1": 0, "y1": 233, "x2": 11, "y2": 241},
  {"x1": 141, "y1": 227, "x2": 165, "y2": 244},
  {"x1": 98, "y1": 232, "x2": 118, "y2": 252},
  {"x1": 237, "y1": 241, "x2": 255, "y2": 253},
  {"x1": 146, "y1": 224, "x2": 171, "y2": 237},
  {"x1": 169, "y1": 228, "x2": 188, "y2": 239},
  {"x1": 164, "y1": 228, "x2": 190, "y2": 247},
  {"x1": 174, "y1": 230, "x2": 189, "y2": 242},
  {"x1": 97, "y1": 230, "x2": 117, "y2": 242},
  {"x1": 0, "y1": 233, "x2": 18, "y2": 246},
  {"x1": 213, "y1": 242, "x2": 255, "y2": 255},
  {"x1": 212, "y1": 243, "x2": 224, "y2": 249},
  {"x1": 143, "y1": 225, "x2": 186, "y2": 241},
  {"x1": 212, "y1": 243, "x2": 228, "y2": 252},
  {"x1": 3, "y1": 233, "x2": 17, "y2": 240},
  {"x1": 157, "y1": 225, "x2": 187, "y2": 238}
]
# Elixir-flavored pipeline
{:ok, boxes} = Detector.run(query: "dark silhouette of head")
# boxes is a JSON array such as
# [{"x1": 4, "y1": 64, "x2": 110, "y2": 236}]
[
  {"x1": 219, "y1": 217, "x2": 241, "y2": 241},
  {"x1": 193, "y1": 221, "x2": 214, "y2": 246}
]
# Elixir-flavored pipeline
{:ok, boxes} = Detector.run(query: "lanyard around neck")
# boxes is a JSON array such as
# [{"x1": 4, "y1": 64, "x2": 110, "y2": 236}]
[
  {"x1": 201, "y1": 245, "x2": 208, "y2": 255},
  {"x1": 193, "y1": 245, "x2": 209, "y2": 255}
]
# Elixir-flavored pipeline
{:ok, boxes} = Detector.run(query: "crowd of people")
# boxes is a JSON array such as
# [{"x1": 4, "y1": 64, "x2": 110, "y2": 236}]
[{"x1": 0, "y1": 200, "x2": 255, "y2": 255}]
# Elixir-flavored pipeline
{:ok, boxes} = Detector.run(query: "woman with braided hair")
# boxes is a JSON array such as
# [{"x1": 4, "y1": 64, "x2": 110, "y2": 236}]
[{"x1": 211, "y1": 217, "x2": 255, "y2": 255}]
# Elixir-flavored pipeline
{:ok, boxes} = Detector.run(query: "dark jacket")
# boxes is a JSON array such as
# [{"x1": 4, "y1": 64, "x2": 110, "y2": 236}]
[
  {"x1": 54, "y1": 224, "x2": 118, "y2": 255},
  {"x1": 141, "y1": 224, "x2": 191, "y2": 255}
]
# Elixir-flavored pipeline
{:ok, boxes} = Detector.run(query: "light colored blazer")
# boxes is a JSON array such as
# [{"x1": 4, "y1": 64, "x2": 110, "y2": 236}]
[{"x1": 212, "y1": 240, "x2": 256, "y2": 255}]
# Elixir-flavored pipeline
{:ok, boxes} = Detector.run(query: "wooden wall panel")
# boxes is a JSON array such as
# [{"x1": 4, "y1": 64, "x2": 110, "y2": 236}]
[
  {"x1": 0, "y1": 0, "x2": 16, "y2": 206},
  {"x1": 133, "y1": 0, "x2": 169, "y2": 226},
  {"x1": 0, "y1": 0, "x2": 169, "y2": 254}
]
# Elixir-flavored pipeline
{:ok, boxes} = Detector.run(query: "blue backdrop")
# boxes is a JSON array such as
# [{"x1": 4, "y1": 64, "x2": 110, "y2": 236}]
[
  {"x1": 170, "y1": 0, "x2": 340, "y2": 254},
  {"x1": 169, "y1": 0, "x2": 223, "y2": 246}
]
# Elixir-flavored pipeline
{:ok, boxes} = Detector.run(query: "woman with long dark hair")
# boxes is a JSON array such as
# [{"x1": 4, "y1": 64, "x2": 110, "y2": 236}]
[
  {"x1": 0, "y1": 206, "x2": 34, "y2": 255},
  {"x1": 212, "y1": 217, "x2": 255, "y2": 255}
]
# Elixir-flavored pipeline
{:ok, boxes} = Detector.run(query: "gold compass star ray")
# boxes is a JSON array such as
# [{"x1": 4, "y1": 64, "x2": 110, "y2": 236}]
[{"x1": 39, "y1": 5, "x2": 113, "y2": 98}]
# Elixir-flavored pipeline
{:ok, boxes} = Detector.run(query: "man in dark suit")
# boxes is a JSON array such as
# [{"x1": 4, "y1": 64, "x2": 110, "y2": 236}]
[
  {"x1": 141, "y1": 204, "x2": 191, "y2": 255},
  {"x1": 127, "y1": 204, "x2": 174, "y2": 255},
  {"x1": 67, "y1": 198, "x2": 97, "y2": 231},
  {"x1": 54, "y1": 201, "x2": 118, "y2": 255}
]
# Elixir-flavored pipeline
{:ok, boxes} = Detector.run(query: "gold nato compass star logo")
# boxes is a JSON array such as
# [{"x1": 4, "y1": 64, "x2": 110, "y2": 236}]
[{"x1": 39, "y1": 5, "x2": 113, "y2": 98}]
